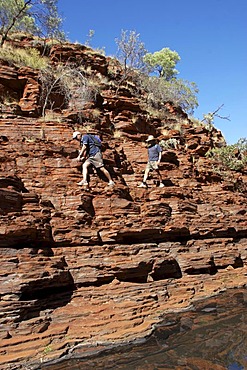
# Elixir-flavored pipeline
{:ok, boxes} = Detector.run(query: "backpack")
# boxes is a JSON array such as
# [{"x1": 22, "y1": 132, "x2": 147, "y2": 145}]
[{"x1": 88, "y1": 134, "x2": 102, "y2": 149}]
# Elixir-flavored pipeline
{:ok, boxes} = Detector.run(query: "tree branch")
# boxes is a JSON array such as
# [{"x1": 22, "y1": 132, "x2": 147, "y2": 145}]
[
  {"x1": 202, "y1": 104, "x2": 231, "y2": 123},
  {"x1": 0, "y1": 0, "x2": 33, "y2": 47}
]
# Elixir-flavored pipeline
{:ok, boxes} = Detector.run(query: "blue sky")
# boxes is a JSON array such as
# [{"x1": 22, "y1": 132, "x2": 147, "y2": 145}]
[{"x1": 57, "y1": 0, "x2": 247, "y2": 144}]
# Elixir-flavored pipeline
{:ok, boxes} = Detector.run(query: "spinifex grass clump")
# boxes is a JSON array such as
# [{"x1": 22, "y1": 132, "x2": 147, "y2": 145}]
[{"x1": 0, "y1": 45, "x2": 48, "y2": 69}]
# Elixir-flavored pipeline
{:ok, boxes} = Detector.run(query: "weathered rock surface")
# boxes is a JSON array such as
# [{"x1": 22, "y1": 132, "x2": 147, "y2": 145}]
[
  {"x1": 0, "y1": 38, "x2": 246, "y2": 369},
  {"x1": 43, "y1": 289, "x2": 247, "y2": 370}
]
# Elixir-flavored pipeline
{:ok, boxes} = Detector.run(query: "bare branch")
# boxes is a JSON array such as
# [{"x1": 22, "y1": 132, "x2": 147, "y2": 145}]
[
  {"x1": 39, "y1": 65, "x2": 94, "y2": 117},
  {"x1": 210, "y1": 103, "x2": 225, "y2": 116},
  {"x1": 215, "y1": 113, "x2": 231, "y2": 121},
  {"x1": 202, "y1": 104, "x2": 231, "y2": 123}
]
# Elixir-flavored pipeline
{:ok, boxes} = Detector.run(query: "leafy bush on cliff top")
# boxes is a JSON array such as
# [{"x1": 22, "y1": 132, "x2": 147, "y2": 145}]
[
  {"x1": 115, "y1": 30, "x2": 198, "y2": 115},
  {"x1": 141, "y1": 75, "x2": 198, "y2": 115},
  {"x1": 206, "y1": 138, "x2": 247, "y2": 171}
]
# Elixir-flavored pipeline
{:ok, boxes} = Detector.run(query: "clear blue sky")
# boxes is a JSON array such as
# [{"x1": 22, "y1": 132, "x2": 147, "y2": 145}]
[{"x1": 57, "y1": 0, "x2": 247, "y2": 144}]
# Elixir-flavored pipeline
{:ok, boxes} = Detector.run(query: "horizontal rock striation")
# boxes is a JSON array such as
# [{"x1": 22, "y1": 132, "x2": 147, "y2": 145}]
[{"x1": 0, "y1": 38, "x2": 246, "y2": 369}]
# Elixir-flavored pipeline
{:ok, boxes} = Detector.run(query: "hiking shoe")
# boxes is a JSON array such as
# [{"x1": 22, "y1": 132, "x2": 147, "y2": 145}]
[
  {"x1": 138, "y1": 182, "x2": 147, "y2": 188},
  {"x1": 108, "y1": 180, "x2": 115, "y2": 186},
  {"x1": 77, "y1": 180, "x2": 88, "y2": 186},
  {"x1": 159, "y1": 183, "x2": 165, "y2": 188}
]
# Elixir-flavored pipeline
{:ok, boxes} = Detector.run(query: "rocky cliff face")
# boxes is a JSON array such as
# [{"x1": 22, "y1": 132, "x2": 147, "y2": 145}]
[{"x1": 0, "y1": 38, "x2": 246, "y2": 369}]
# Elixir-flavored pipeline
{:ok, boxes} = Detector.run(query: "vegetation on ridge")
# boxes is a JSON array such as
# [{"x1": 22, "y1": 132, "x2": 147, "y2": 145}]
[
  {"x1": 115, "y1": 30, "x2": 199, "y2": 115},
  {"x1": 0, "y1": 0, "x2": 65, "y2": 47},
  {"x1": 0, "y1": 5, "x2": 246, "y2": 172},
  {"x1": 0, "y1": 44, "x2": 48, "y2": 68},
  {"x1": 206, "y1": 138, "x2": 247, "y2": 171}
]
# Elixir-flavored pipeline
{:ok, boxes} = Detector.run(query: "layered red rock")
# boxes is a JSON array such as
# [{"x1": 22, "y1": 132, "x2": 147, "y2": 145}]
[{"x1": 0, "y1": 39, "x2": 246, "y2": 369}]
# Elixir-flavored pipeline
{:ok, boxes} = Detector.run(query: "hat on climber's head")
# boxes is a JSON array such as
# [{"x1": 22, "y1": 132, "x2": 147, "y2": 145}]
[
  {"x1": 72, "y1": 131, "x2": 81, "y2": 139},
  {"x1": 145, "y1": 135, "x2": 156, "y2": 142}
]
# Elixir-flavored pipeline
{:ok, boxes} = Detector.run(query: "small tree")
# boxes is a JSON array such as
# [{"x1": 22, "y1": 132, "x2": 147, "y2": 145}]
[
  {"x1": 142, "y1": 75, "x2": 198, "y2": 114},
  {"x1": 165, "y1": 78, "x2": 199, "y2": 114},
  {"x1": 142, "y1": 47, "x2": 198, "y2": 113},
  {"x1": 115, "y1": 30, "x2": 147, "y2": 74},
  {"x1": 202, "y1": 104, "x2": 230, "y2": 126},
  {"x1": 0, "y1": 0, "x2": 65, "y2": 47},
  {"x1": 114, "y1": 30, "x2": 148, "y2": 94},
  {"x1": 39, "y1": 0, "x2": 65, "y2": 40},
  {"x1": 85, "y1": 29, "x2": 95, "y2": 47},
  {"x1": 144, "y1": 47, "x2": 180, "y2": 80},
  {"x1": 39, "y1": 65, "x2": 94, "y2": 117}
]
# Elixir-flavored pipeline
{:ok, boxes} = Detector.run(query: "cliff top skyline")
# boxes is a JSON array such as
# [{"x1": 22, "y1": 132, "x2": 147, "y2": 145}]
[{"x1": 58, "y1": 0, "x2": 247, "y2": 144}]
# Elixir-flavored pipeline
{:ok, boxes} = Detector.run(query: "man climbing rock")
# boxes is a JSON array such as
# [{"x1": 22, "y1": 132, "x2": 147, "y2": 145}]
[
  {"x1": 73, "y1": 129, "x2": 115, "y2": 187},
  {"x1": 138, "y1": 135, "x2": 164, "y2": 188}
]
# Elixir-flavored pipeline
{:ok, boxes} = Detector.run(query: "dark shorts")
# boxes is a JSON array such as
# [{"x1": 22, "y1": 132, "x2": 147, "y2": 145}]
[{"x1": 85, "y1": 151, "x2": 104, "y2": 168}]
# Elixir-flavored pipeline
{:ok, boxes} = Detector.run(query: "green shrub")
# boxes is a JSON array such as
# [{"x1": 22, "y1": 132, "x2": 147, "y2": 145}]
[
  {"x1": 206, "y1": 138, "x2": 247, "y2": 171},
  {"x1": 0, "y1": 46, "x2": 48, "y2": 69}
]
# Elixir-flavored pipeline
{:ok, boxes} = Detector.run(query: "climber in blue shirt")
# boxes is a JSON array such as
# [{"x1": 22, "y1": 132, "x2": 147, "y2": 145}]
[
  {"x1": 73, "y1": 130, "x2": 114, "y2": 187},
  {"x1": 138, "y1": 135, "x2": 164, "y2": 188}
]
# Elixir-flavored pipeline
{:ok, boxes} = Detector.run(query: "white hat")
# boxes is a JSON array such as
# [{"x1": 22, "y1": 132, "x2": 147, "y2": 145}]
[
  {"x1": 72, "y1": 131, "x2": 81, "y2": 139},
  {"x1": 145, "y1": 135, "x2": 156, "y2": 142}
]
